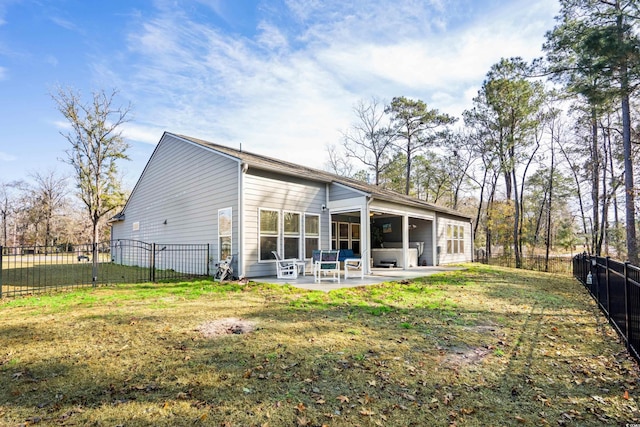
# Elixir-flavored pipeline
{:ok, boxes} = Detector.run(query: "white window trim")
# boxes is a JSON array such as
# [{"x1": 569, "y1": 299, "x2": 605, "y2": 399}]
[
  {"x1": 304, "y1": 213, "x2": 321, "y2": 260},
  {"x1": 446, "y1": 224, "x2": 465, "y2": 255},
  {"x1": 259, "y1": 208, "x2": 280, "y2": 262},
  {"x1": 283, "y1": 210, "x2": 302, "y2": 260},
  {"x1": 218, "y1": 207, "x2": 232, "y2": 261}
]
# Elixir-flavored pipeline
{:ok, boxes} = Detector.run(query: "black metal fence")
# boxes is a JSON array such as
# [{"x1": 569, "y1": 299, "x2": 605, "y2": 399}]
[
  {"x1": 0, "y1": 239, "x2": 210, "y2": 298},
  {"x1": 573, "y1": 253, "x2": 640, "y2": 363},
  {"x1": 479, "y1": 255, "x2": 573, "y2": 275}
]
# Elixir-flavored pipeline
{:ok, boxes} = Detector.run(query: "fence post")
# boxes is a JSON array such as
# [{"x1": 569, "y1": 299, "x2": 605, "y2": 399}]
[
  {"x1": 92, "y1": 242, "x2": 98, "y2": 288},
  {"x1": 206, "y1": 244, "x2": 210, "y2": 276},
  {"x1": 624, "y1": 261, "x2": 631, "y2": 351},
  {"x1": 150, "y1": 243, "x2": 156, "y2": 283},
  {"x1": 605, "y1": 257, "x2": 610, "y2": 318},
  {"x1": 592, "y1": 256, "x2": 599, "y2": 301},
  {"x1": 0, "y1": 245, "x2": 3, "y2": 298}
]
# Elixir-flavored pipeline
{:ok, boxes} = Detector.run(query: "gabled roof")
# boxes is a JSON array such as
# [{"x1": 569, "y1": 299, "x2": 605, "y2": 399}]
[{"x1": 174, "y1": 133, "x2": 472, "y2": 219}]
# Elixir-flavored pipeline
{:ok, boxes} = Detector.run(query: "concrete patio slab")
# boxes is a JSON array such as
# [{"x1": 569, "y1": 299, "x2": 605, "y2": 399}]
[{"x1": 253, "y1": 266, "x2": 464, "y2": 292}]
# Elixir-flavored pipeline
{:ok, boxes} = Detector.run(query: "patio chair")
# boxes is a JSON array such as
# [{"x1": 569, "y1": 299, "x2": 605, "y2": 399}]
[
  {"x1": 314, "y1": 250, "x2": 340, "y2": 283},
  {"x1": 271, "y1": 251, "x2": 298, "y2": 279},
  {"x1": 344, "y1": 249, "x2": 367, "y2": 279}
]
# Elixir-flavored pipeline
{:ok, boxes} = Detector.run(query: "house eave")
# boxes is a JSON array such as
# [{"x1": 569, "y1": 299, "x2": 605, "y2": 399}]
[{"x1": 108, "y1": 212, "x2": 125, "y2": 223}]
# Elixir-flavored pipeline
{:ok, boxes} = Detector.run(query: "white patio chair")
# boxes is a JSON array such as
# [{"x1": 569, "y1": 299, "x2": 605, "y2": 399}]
[
  {"x1": 272, "y1": 251, "x2": 298, "y2": 279},
  {"x1": 314, "y1": 250, "x2": 340, "y2": 283},
  {"x1": 344, "y1": 249, "x2": 367, "y2": 279}
]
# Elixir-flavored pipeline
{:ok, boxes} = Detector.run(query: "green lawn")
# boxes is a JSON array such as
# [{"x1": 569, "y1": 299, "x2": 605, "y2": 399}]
[{"x1": 1, "y1": 264, "x2": 638, "y2": 426}]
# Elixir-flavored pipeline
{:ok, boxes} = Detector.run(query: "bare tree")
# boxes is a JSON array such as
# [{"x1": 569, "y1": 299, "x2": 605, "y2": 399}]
[
  {"x1": 28, "y1": 170, "x2": 69, "y2": 248},
  {"x1": 325, "y1": 143, "x2": 355, "y2": 178},
  {"x1": 341, "y1": 97, "x2": 396, "y2": 185},
  {"x1": 52, "y1": 87, "x2": 131, "y2": 255},
  {"x1": 0, "y1": 180, "x2": 24, "y2": 247}
]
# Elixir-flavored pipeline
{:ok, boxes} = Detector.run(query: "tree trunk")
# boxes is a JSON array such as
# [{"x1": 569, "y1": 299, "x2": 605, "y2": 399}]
[
  {"x1": 545, "y1": 137, "x2": 555, "y2": 272},
  {"x1": 92, "y1": 216, "x2": 99, "y2": 285},
  {"x1": 622, "y1": 92, "x2": 637, "y2": 263},
  {"x1": 616, "y1": 3, "x2": 637, "y2": 263},
  {"x1": 485, "y1": 182, "x2": 497, "y2": 259},
  {"x1": 405, "y1": 146, "x2": 412, "y2": 195},
  {"x1": 1, "y1": 210, "x2": 7, "y2": 247},
  {"x1": 600, "y1": 124, "x2": 609, "y2": 256},
  {"x1": 591, "y1": 109, "x2": 601, "y2": 256},
  {"x1": 473, "y1": 167, "x2": 489, "y2": 239},
  {"x1": 558, "y1": 141, "x2": 589, "y2": 250},
  {"x1": 609, "y1": 126, "x2": 624, "y2": 257},
  {"x1": 512, "y1": 169, "x2": 521, "y2": 268}
]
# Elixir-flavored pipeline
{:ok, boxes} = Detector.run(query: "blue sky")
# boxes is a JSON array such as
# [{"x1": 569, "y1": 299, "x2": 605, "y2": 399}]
[{"x1": 0, "y1": 0, "x2": 559, "y2": 188}]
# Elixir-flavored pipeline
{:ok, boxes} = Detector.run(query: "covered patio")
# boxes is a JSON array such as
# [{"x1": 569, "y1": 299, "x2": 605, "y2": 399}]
[{"x1": 328, "y1": 204, "x2": 436, "y2": 274}]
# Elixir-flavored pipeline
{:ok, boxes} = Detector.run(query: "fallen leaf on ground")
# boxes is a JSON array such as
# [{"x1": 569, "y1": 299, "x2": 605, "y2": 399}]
[
  {"x1": 297, "y1": 416, "x2": 310, "y2": 426},
  {"x1": 360, "y1": 408, "x2": 374, "y2": 416}
]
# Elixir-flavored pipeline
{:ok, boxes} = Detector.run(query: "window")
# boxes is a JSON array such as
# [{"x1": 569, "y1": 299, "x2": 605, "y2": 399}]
[
  {"x1": 338, "y1": 222, "x2": 350, "y2": 250},
  {"x1": 259, "y1": 209, "x2": 279, "y2": 261},
  {"x1": 283, "y1": 212, "x2": 301, "y2": 259},
  {"x1": 331, "y1": 222, "x2": 337, "y2": 250},
  {"x1": 446, "y1": 224, "x2": 465, "y2": 255},
  {"x1": 218, "y1": 208, "x2": 232, "y2": 261},
  {"x1": 351, "y1": 223, "x2": 360, "y2": 255},
  {"x1": 305, "y1": 214, "x2": 320, "y2": 258},
  {"x1": 331, "y1": 221, "x2": 360, "y2": 253}
]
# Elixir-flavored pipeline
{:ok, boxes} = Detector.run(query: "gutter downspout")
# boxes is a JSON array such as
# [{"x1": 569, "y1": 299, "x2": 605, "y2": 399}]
[
  {"x1": 470, "y1": 218, "x2": 474, "y2": 262},
  {"x1": 239, "y1": 162, "x2": 248, "y2": 278},
  {"x1": 364, "y1": 197, "x2": 372, "y2": 275},
  {"x1": 326, "y1": 183, "x2": 331, "y2": 250},
  {"x1": 433, "y1": 215, "x2": 439, "y2": 266}
]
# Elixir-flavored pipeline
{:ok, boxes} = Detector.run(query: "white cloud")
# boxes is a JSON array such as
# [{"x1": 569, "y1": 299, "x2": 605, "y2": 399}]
[
  {"x1": 112, "y1": 0, "x2": 558, "y2": 170},
  {"x1": 52, "y1": 120, "x2": 72, "y2": 130},
  {"x1": 122, "y1": 123, "x2": 164, "y2": 145},
  {"x1": 45, "y1": 55, "x2": 58, "y2": 67},
  {"x1": 50, "y1": 16, "x2": 79, "y2": 32},
  {"x1": 0, "y1": 0, "x2": 20, "y2": 27},
  {"x1": 257, "y1": 21, "x2": 288, "y2": 51},
  {"x1": 0, "y1": 151, "x2": 16, "y2": 162}
]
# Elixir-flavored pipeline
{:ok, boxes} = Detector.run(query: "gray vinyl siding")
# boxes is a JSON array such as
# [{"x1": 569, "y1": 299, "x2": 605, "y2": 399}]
[
  {"x1": 111, "y1": 134, "x2": 240, "y2": 272},
  {"x1": 243, "y1": 169, "x2": 328, "y2": 278},
  {"x1": 329, "y1": 183, "x2": 362, "y2": 201},
  {"x1": 436, "y1": 213, "x2": 472, "y2": 264},
  {"x1": 409, "y1": 219, "x2": 433, "y2": 266}
]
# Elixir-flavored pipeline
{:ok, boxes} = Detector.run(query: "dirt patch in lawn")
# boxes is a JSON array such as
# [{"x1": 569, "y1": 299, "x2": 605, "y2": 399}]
[
  {"x1": 197, "y1": 317, "x2": 256, "y2": 338},
  {"x1": 443, "y1": 345, "x2": 492, "y2": 366}
]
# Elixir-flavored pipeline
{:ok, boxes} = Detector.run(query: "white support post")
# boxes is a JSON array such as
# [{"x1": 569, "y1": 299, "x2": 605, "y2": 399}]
[
  {"x1": 360, "y1": 207, "x2": 369, "y2": 275},
  {"x1": 402, "y1": 214, "x2": 409, "y2": 270}
]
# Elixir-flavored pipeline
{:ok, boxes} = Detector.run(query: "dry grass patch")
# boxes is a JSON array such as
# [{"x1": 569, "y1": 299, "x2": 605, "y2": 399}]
[{"x1": 1, "y1": 265, "x2": 639, "y2": 426}]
